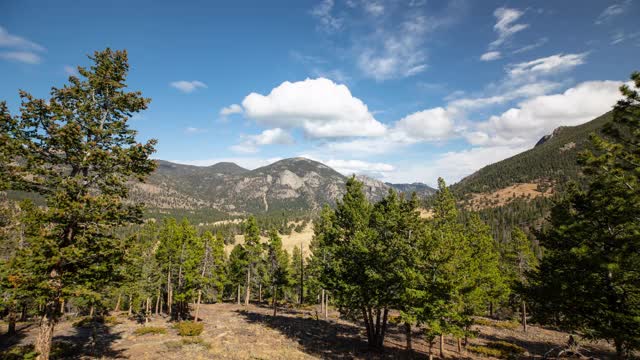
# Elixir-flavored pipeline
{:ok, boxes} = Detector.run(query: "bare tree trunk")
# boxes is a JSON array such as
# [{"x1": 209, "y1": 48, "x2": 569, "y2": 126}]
[
  {"x1": 89, "y1": 305, "x2": 94, "y2": 318},
  {"x1": 35, "y1": 305, "x2": 57, "y2": 360},
  {"x1": 20, "y1": 303, "x2": 28, "y2": 322},
  {"x1": 324, "y1": 292, "x2": 328, "y2": 320},
  {"x1": 457, "y1": 338, "x2": 462, "y2": 353},
  {"x1": 244, "y1": 267, "x2": 251, "y2": 306},
  {"x1": 320, "y1": 288, "x2": 325, "y2": 315},
  {"x1": 114, "y1": 294, "x2": 121, "y2": 312},
  {"x1": 405, "y1": 322, "x2": 412, "y2": 357},
  {"x1": 259, "y1": 283, "x2": 262, "y2": 303},
  {"x1": 155, "y1": 289, "x2": 160, "y2": 315},
  {"x1": 272, "y1": 286, "x2": 277, "y2": 316},
  {"x1": 167, "y1": 268, "x2": 172, "y2": 315},
  {"x1": 194, "y1": 289, "x2": 202, "y2": 322},
  {"x1": 489, "y1": 301, "x2": 494, "y2": 318},
  {"x1": 60, "y1": 299, "x2": 65, "y2": 315},
  {"x1": 439, "y1": 334, "x2": 445, "y2": 359},
  {"x1": 237, "y1": 284, "x2": 241, "y2": 305},
  {"x1": 128, "y1": 294, "x2": 132, "y2": 317},
  {"x1": 145, "y1": 297, "x2": 150, "y2": 324},
  {"x1": 522, "y1": 301, "x2": 528, "y2": 332}
]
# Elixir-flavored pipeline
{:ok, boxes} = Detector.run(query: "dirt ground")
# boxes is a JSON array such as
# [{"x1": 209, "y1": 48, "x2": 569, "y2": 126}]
[{"x1": 0, "y1": 302, "x2": 619, "y2": 359}]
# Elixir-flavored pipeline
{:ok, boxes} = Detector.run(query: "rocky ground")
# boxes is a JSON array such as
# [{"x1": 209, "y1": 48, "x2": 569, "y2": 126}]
[{"x1": 0, "y1": 302, "x2": 619, "y2": 359}]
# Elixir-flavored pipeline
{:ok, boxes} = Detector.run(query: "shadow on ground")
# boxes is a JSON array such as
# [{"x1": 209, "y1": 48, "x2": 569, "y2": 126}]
[{"x1": 237, "y1": 308, "x2": 436, "y2": 359}]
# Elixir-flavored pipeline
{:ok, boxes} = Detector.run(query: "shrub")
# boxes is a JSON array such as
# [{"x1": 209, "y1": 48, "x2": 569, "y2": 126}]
[
  {"x1": 134, "y1": 326, "x2": 167, "y2": 336},
  {"x1": 104, "y1": 315, "x2": 122, "y2": 326},
  {"x1": 72, "y1": 316, "x2": 93, "y2": 328},
  {"x1": 181, "y1": 337, "x2": 211, "y2": 349},
  {"x1": 1, "y1": 345, "x2": 37, "y2": 360},
  {"x1": 174, "y1": 321, "x2": 204, "y2": 336}
]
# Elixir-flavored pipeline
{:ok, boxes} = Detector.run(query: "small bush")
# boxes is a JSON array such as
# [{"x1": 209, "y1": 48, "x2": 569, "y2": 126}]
[
  {"x1": 1, "y1": 345, "x2": 37, "y2": 360},
  {"x1": 174, "y1": 321, "x2": 204, "y2": 336},
  {"x1": 134, "y1": 326, "x2": 167, "y2": 336},
  {"x1": 72, "y1": 316, "x2": 93, "y2": 327},
  {"x1": 164, "y1": 340, "x2": 183, "y2": 351},
  {"x1": 468, "y1": 341, "x2": 526, "y2": 359},
  {"x1": 474, "y1": 317, "x2": 520, "y2": 330},
  {"x1": 104, "y1": 315, "x2": 122, "y2": 326},
  {"x1": 181, "y1": 337, "x2": 211, "y2": 349}
]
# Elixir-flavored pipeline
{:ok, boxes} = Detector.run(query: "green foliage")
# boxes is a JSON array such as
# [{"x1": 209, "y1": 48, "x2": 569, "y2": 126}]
[
  {"x1": 527, "y1": 71, "x2": 640, "y2": 358},
  {"x1": 174, "y1": 321, "x2": 204, "y2": 336},
  {"x1": 133, "y1": 326, "x2": 167, "y2": 336}
]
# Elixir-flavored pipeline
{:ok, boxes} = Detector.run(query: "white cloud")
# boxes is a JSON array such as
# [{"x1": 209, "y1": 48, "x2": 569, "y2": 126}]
[
  {"x1": 394, "y1": 107, "x2": 456, "y2": 141},
  {"x1": 472, "y1": 80, "x2": 625, "y2": 147},
  {"x1": 64, "y1": 65, "x2": 79, "y2": 76},
  {"x1": 219, "y1": 104, "x2": 243, "y2": 116},
  {"x1": 480, "y1": 51, "x2": 501, "y2": 61},
  {"x1": 170, "y1": 80, "x2": 207, "y2": 93},
  {"x1": 357, "y1": 14, "x2": 431, "y2": 80},
  {"x1": 324, "y1": 159, "x2": 394, "y2": 177},
  {"x1": 231, "y1": 128, "x2": 294, "y2": 153},
  {"x1": 184, "y1": 127, "x2": 207, "y2": 134},
  {"x1": 241, "y1": 78, "x2": 386, "y2": 138},
  {"x1": 381, "y1": 145, "x2": 528, "y2": 185},
  {"x1": 507, "y1": 53, "x2": 587, "y2": 80},
  {"x1": 0, "y1": 51, "x2": 41, "y2": 64},
  {"x1": 0, "y1": 26, "x2": 45, "y2": 51},
  {"x1": 363, "y1": 1, "x2": 385, "y2": 16},
  {"x1": 512, "y1": 37, "x2": 548, "y2": 54},
  {"x1": 311, "y1": 0, "x2": 343, "y2": 33},
  {"x1": 595, "y1": 0, "x2": 631, "y2": 25},
  {"x1": 489, "y1": 7, "x2": 529, "y2": 49}
]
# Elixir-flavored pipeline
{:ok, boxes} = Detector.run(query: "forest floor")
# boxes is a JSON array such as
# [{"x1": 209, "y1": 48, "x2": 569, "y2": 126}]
[{"x1": 0, "y1": 302, "x2": 619, "y2": 359}]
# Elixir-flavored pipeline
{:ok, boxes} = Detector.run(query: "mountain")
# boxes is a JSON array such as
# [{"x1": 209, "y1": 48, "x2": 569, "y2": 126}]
[
  {"x1": 131, "y1": 157, "x2": 433, "y2": 218},
  {"x1": 387, "y1": 182, "x2": 437, "y2": 198},
  {"x1": 450, "y1": 111, "x2": 613, "y2": 242}
]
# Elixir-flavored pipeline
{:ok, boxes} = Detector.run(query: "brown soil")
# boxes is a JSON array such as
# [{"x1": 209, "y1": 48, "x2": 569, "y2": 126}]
[{"x1": 0, "y1": 303, "x2": 618, "y2": 359}]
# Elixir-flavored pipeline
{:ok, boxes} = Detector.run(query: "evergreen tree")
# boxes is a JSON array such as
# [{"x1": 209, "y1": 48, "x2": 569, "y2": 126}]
[
  {"x1": 505, "y1": 228, "x2": 538, "y2": 332},
  {"x1": 243, "y1": 216, "x2": 262, "y2": 305},
  {"x1": 527, "y1": 72, "x2": 640, "y2": 358},
  {"x1": 266, "y1": 229, "x2": 290, "y2": 316},
  {"x1": 290, "y1": 245, "x2": 305, "y2": 304},
  {"x1": 0, "y1": 49, "x2": 156, "y2": 360},
  {"x1": 227, "y1": 244, "x2": 248, "y2": 304}
]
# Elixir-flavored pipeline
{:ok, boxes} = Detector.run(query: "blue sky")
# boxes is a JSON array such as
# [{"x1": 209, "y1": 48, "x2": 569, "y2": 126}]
[{"x1": 1, "y1": 0, "x2": 638, "y2": 186}]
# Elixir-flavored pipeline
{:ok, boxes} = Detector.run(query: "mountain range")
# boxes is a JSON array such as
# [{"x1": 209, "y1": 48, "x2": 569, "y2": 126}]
[{"x1": 130, "y1": 157, "x2": 436, "y2": 217}]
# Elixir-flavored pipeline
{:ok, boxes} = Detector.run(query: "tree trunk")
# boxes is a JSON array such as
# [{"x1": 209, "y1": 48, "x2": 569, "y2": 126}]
[
  {"x1": 128, "y1": 294, "x2": 133, "y2": 316},
  {"x1": 114, "y1": 293, "x2": 121, "y2": 312},
  {"x1": 522, "y1": 301, "x2": 528, "y2": 333},
  {"x1": 35, "y1": 306, "x2": 57, "y2": 360},
  {"x1": 405, "y1": 322, "x2": 412, "y2": 356},
  {"x1": 259, "y1": 283, "x2": 262, "y2": 303},
  {"x1": 272, "y1": 286, "x2": 277, "y2": 316},
  {"x1": 155, "y1": 289, "x2": 160, "y2": 315},
  {"x1": 60, "y1": 299, "x2": 65, "y2": 315},
  {"x1": 321, "y1": 288, "x2": 325, "y2": 315},
  {"x1": 244, "y1": 267, "x2": 251, "y2": 306},
  {"x1": 194, "y1": 289, "x2": 202, "y2": 322},
  {"x1": 237, "y1": 284, "x2": 241, "y2": 305},
  {"x1": 7, "y1": 308, "x2": 17, "y2": 336},
  {"x1": 167, "y1": 268, "x2": 172, "y2": 315},
  {"x1": 89, "y1": 305, "x2": 94, "y2": 318},
  {"x1": 20, "y1": 303, "x2": 28, "y2": 322},
  {"x1": 145, "y1": 297, "x2": 150, "y2": 323},
  {"x1": 439, "y1": 334, "x2": 445, "y2": 359},
  {"x1": 489, "y1": 301, "x2": 494, "y2": 318},
  {"x1": 324, "y1": 292, "x2": 329, "y2": 320},
  {"x1": 457, "y1": 338, "x2": 462, "y2": 353},
  {"x1": 299, "y1": 246, "x2": 304, "y2": 304}
]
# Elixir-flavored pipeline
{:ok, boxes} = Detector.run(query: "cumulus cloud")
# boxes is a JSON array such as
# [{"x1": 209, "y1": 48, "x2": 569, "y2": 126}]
[
  {"x1": 490, "y1": 7, "x2": 529, "y2": 49},
  {"x1": 323, "y1": 159, "x2": 394, "y2": 177},
  {"x1": 170, "y1": 80, "x2": 207, "y2": 93},
  {"x1": 231, "y1": 128, "x2": 295, "y2": 153},
  {"x1": 394, "y1": 107, "x2": 456, "y2": 141},
  {"x1": 241, "y1": 78, "x2": 386, "y2": 138},
  {"x1": 171, "y1": 157, "x2": 282, "y2": 169},
  {"x1": 64, "y1": 65, "x2": 79, "y2": 76},
  {"x1": 480, "y1": 51, "x2": 501, "y2": 61},
  {"x1": 219, "y1": 104, "x2": 243, "y2": 116},
  {"x1": 471, "y1": 80, "x2": 625, "y2": 147},
  {"x1": 595, "y1": 0, "x2": 631, "y2": 25}
]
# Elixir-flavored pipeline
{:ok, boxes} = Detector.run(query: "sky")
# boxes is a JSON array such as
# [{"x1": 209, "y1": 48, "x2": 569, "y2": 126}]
[{"x1": 1, "y1": 0, "x2": 639, "y2": 186}]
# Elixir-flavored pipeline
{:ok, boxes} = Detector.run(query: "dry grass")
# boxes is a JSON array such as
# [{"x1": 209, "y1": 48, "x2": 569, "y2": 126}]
[{"x1": 465, "y1": 181, "x2": 554, "y2": 210}]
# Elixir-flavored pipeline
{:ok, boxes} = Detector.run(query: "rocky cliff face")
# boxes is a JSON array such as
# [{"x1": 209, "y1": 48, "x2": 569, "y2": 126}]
[{"x1": 131, "y1": 157, "x2": 434, "y2": 215}]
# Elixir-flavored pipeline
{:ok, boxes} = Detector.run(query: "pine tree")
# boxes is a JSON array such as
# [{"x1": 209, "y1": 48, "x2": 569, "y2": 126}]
[
  {"x1": 228, "y1": 244, "x2": 248, "y2": 304},
  {"x1": 0, "y1": 49, "x2": 156, "y2": 360},
  {"x1": 505, "y1": 228, "x2": 538, "y2": 332},
  {"x1": 243, "y1": 216, "x2": 262, "y2": 305},
  {"x1": 266, "y1": 229, "x2": 290, "y2": 316},
  {"x1": 290, "y1": 245, "x2": 305, "y2": 304},
  {"x1": 527, "y1": 72, "x2": 640, "y2": 358}
]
